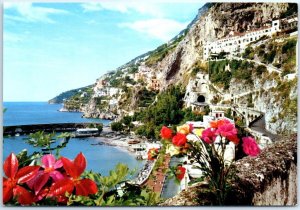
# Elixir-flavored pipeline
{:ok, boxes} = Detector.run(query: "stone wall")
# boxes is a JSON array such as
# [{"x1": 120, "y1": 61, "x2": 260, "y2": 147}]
[{"x1": 161, "y1": 134, "x2": 297, "y2": 206}]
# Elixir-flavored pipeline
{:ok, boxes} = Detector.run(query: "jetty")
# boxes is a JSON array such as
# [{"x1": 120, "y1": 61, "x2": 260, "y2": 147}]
[{"x1": 3, "y1": 123, "x2": 103, "y2": 136}]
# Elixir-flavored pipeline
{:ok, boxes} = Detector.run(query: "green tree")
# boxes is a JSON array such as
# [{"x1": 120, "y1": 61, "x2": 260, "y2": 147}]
[{"x1": 111, "y1": 122, "x2": 124, "y2": 132}]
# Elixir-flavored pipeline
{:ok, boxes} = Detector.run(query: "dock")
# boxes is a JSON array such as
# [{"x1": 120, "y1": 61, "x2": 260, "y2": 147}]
[{"x1": 3, "y1": 123, "x2": 103, "y2": 136}]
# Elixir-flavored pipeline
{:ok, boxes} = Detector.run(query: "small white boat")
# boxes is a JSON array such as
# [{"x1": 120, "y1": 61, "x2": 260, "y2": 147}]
[{"x1": 74, "y1": 128, "x2": 100, "y2": 137}]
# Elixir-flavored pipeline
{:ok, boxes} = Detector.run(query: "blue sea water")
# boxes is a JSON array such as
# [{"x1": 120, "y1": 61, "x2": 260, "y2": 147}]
[
  {"x1": 3, "y1": 102, "x2": 111, "y2": 126},
  {"x1": 3, "y1": 102, "x2": 144, "y2": 176}
]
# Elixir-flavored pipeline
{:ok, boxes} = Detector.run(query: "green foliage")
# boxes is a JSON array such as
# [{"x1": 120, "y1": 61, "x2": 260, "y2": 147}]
[
  {"x1": 27, "y1": 131, "x2": 56, "y2": 148},
  {"x1": 133, "y1": 86, "x2": 185, "y2": 139},
  {"x1": 136, "y1": 88, "x2": 157, "y2": 107},
  {"x1": 242, "y1": 46, "x2": 254, "y2": 59},
  {"x1": 181, "y1": 108, "x2": 203, "y2": 123},
  {"x1": 282, "y1": 39, "x2": 297, "y2": 54},
  {"x1": 145, "y1": 34, "x2": 186, "y2": 66},
  {"x1": 109, "y1": 79, "x2": 122, "y2": 87},
  {"x1": 209, "y1": 60, "x2": 232, "y2": 89},
  {"x1": 255, "y1": 65, "x2": 267, "y2": 75},
  {"x1": 111, "y1": 122, "x2": 124, "y2": 132},
  {"x1": 88, "y1": 123, "x2": 103, "y2": 133},
  {"x1": 66, "y1": 163, "x2": 161, "y2": 206},
  {"x1": 128, "y1": 66, "x2": 139, "y2": 74}
]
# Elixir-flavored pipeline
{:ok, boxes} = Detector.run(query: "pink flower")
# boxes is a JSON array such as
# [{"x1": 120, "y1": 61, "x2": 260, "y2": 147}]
[
  {"x1": 216, "y1": 123, "x2": 238, "y2": 142},
  {"x1": 242, "y1": 137, "x2": 260, "y2": 157},
  {"x1": 172, "y1": 133, "x2": 187, "y2": 147},
  {"x1": 27, "y1": 154, "x2": 64, "y2": 196},
  {"x1": 201, "y1": 128, "x2": 217, "y2": 144}
]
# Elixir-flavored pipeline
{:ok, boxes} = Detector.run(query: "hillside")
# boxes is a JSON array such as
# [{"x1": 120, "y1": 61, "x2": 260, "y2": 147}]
[
  {"x1": 51, "y1": 2, "x2": 297, "y2": 135},
  {"x1": 48, "y1": 85, "x2": 93, "y2": 104}
]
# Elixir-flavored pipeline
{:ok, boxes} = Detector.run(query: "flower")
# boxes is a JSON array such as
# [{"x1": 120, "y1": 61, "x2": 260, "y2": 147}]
[
  {"x1": 166, "y1": 144, "x2": 181, "y2": 156},
  {"x1": 201, "y1": 128, "x2": 217, "y2": 144},
  {"x1": 3, "y1": 153, "x2": 40, "y2": 205},
  {"x1": 193, "y1": 128, "x2": 204, "y2": 137},
  {"x1": 48, "y1": 152, "x2": 98, "y2": 200},
  {"x1": 242, "y1": 137, "x2": 260, "y2": 157},
  {"x1": 177, "y1": 124, "x2": 192, "y2": 135},
  {"x1": 172, "y1": 133, "x2": 187, "y2": 147},
  {"x1": 210, "y1": 119, "x2": 231, "y2": 129},
  {"x1": 147, "y1": 148, "x2": 159, "y2": 160},
  {"x1": 160, "y1": 126, "x2": 173, "y2": 140},
  {"x1": 176, "y1": 166, "x2": 186, "y2": 181},
  {"x1": 27, "y1": 154, "x2": 64, "y2": 196},
  {"x1": 216, "y1": 123, "x2": 239, "y2": 144}
]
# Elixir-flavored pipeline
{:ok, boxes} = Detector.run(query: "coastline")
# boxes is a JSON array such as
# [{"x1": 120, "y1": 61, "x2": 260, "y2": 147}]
[{"x1": 93, "y1": 126, "x2": 146, "y2": 158}]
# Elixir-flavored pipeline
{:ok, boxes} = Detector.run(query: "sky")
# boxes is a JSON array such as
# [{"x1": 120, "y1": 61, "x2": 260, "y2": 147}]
[{"x1": 3, "y1": 1, "x2": 205, "y2": 102}]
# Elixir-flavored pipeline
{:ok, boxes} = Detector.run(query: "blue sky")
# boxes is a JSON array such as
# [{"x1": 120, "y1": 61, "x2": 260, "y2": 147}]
[{"x1": 4, "y1": 1, "x2": 205, "y2": 101}]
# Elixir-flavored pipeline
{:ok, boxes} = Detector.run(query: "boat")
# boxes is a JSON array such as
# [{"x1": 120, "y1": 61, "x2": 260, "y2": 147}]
[{"x1": 74, "y1": 128, "x2": 100, "y2": 137}]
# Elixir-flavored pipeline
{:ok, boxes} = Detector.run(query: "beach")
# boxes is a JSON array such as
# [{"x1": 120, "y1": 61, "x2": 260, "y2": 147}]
[{"x1": 94, "y1": 126, "x2": 147, "y2": 157}]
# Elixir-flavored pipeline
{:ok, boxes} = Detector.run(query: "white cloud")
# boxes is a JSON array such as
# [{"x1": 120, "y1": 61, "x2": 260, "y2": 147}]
[
  {"x1": 119, "y1": 18, "x2": 188, "y2": 41},
  {"x1": 4, "y1": 2, "x2": 69, "y2": 23},
  {"x1": 81, "y1": 2, "x2": 162, "y2": 17}
]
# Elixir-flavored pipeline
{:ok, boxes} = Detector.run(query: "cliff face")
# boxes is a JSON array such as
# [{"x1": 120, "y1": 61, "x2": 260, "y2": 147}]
[{"x1": 152, "y1": 3, "x2": 290, "y2": 88}]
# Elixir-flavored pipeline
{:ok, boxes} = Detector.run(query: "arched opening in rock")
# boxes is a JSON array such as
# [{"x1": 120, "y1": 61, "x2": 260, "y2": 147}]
[{"x1": 197, "y1": 95, "x2": 205, "y2": 103}]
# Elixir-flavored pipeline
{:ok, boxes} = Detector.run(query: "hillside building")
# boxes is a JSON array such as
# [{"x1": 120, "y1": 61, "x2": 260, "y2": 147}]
[{"x1": 203, "y1": 16, "x2": 298, "y2": 60}]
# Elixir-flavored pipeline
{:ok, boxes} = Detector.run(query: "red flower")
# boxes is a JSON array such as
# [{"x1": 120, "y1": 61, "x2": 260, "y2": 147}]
[
  {"x1": 160, "y1": 126, "x2": 173, "y2": 140},
  {"x1": 176, "y1": 166, "x2": 186, "y2": 181},
  {"x1": 147, "y1": 148, "x2": 159, "y2": 160},
  {"x1": 3, "y1": 153, "x2": 40, "y2": 205},
  {"x1": 242, "y1": 137, "x2": 260, "y2": 157},
  {"x1": 172, "y1": 133, "x2": 187, "y2": 147},
  {"x1": 48, "y1": 152, "x2": 98, "y2": 200},
  {"x1": 201, "y1": 128, "x2": 217, "y2": 144}
]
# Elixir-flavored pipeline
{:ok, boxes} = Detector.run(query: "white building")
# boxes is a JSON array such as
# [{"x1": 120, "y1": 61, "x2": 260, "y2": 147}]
[{"x1": 203, "y1": 18, "x2": 296, "y2": 60}]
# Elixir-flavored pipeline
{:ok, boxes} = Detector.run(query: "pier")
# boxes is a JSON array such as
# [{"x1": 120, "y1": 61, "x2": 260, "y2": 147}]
[{"x1": 3, "y1": 123, "x2": 103, "y2": 136}]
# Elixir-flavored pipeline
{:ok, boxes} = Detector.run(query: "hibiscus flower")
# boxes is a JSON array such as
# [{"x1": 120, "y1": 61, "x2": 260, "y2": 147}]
[
  {"x1": 3, "y1": 153, "x2": 40, "y2": 205},
  {"x1": 48, "y1": 152, "x2": 98, "y2": 200},
  {"x1": 27, "y1": 154, "x2": 64, "y2": 197}
]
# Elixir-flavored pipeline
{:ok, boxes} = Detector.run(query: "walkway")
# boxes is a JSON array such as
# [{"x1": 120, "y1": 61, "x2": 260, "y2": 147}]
[
  {"x1": 249, "y1": 115, "x2": 279, "y2": 141},
  {"x1": 230, "y1": 55, "x2": 281, "y2": 74},
  {"x1": 142, "y1": 154, "x2": 171, "y2": 195}
]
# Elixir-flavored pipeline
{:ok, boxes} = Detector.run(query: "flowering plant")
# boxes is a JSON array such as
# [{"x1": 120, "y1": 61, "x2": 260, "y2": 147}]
[
  {"x1": 147, "y1": 148, "x2": 159, "y2": 160},
  {"x1": 3, "y1": 152, "x2": 98, "y2": 206},
  {"x1": 3, "y1": 151, "x2": 161, "y2": 206},
  {"x1": 150, "y1": 119, "x2": 260, "y2": 205}
]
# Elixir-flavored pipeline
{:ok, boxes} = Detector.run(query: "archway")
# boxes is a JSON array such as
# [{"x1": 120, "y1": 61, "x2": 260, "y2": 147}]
[{"x1": 197, "y1": 95, "x2": 205, "y2": 103}]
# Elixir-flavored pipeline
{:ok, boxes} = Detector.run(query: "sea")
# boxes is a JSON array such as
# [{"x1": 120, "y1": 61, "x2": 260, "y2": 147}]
[{"x1": 3, "y1": 102, "x2": 145, "y2": 176}]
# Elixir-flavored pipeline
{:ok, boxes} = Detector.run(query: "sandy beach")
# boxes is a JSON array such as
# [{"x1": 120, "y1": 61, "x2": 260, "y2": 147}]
[{"x1": 93, "y1": 126, "x2": 146, "y2": 157}]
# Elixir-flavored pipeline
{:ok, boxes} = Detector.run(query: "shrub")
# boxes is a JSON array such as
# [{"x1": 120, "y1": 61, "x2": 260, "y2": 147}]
[{"x1": 111, "y1": 122, "x2": 124, "y2": 132}]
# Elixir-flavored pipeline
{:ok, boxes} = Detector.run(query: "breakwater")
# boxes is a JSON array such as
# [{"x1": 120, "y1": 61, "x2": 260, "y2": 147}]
[{"x1": 3, "y1": 123, "x2": 103, "y2": 136}]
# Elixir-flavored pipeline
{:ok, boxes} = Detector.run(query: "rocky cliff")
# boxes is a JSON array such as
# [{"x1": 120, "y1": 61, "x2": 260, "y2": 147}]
[{"x1": 150, "y1": 3, "x2": 291, "y2": 88}]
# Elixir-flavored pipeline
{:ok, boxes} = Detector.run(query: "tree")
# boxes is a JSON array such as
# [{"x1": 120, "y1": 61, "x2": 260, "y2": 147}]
[{"x1": 111, "y1": 122, "x2": 124, "y2": 132}]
